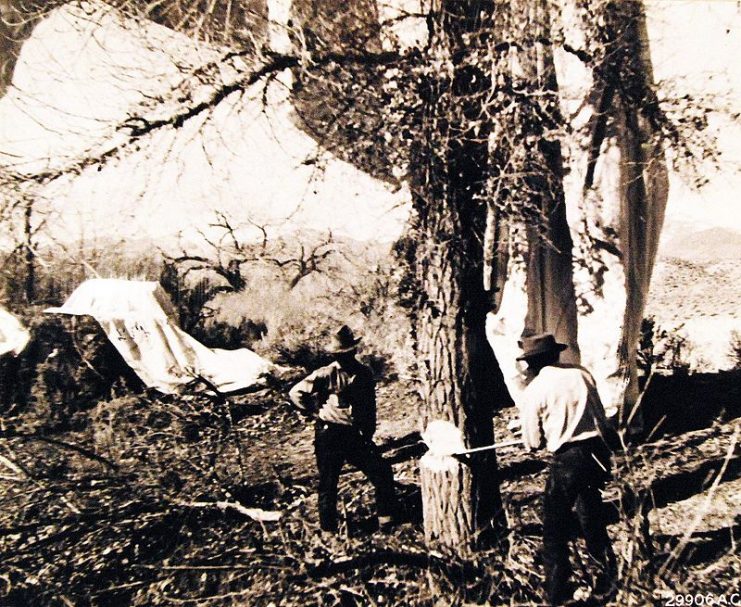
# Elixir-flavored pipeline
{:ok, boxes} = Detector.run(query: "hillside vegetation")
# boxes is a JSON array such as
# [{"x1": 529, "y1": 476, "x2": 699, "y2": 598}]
[{"x1": 647, "y1": 227, "x2": 741, "y2": 371}]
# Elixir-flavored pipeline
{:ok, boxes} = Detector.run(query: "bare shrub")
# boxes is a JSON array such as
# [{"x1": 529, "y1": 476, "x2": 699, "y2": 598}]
[
  {"x1": 4, "y1": 313, "x2": 142, "y2": 430},
  {"x1": 1, "y1": 391, "x2": 270, "y2": 605},
  {"x1": 729, "y1": 330, "x2": 741, "y2": 370},
  {"x1": 207, "y1": 255, "x2": 413, "y2": 378},
  {"x1": 639, "y1": 316, "x2": 692, "y2": 376}
]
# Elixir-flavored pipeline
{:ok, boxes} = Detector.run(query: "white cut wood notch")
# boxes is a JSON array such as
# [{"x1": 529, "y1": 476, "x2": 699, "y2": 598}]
[{"x1": 422, "y1": 420, "x2": 523, "y2": 459}]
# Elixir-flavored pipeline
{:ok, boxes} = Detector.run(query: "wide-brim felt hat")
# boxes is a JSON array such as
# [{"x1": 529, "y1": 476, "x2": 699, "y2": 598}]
[
  {"x1": 516, "y1": 332, "x2": 567, "y2": 361},
  {"x1": 327, "y1": 325, "x2": 362, "y2": 354}
]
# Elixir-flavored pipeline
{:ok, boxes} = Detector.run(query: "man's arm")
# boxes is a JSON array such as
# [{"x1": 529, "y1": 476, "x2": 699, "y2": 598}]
[
  {"x1": 518, "y1": 391, "x2": 545, "y2": 451},
  {"x1": 584, "y1": 376, "x2": 622, "y2": 451},
  {"x1": 289, "y1": 368, "x2": 330, "y2": 414},
  {"x1": 352, "y1": 374, "x2": 376, "y2": 438}
]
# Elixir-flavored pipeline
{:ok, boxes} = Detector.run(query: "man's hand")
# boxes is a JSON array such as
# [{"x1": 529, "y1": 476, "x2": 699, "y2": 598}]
[
  {"x1": 296, "y1": 390, "x2": 316, "y2": 411},
  {"x1": 318, "y1": 395, "x2": 353, "y2": 426}
]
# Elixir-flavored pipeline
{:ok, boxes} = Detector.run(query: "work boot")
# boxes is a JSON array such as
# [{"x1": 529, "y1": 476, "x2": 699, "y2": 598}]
[
  {"x1": 590, "y1": 579, "x2": 618, "y2": 605},
  {"x1": 378, "y1": 515, "x2": 396, "y2": 533},
  {"x1": 590, "y1": 558, "x2": 618, "y2": 604},
  {"x1": 317, "y1": 529, "x2": 344, "y2": 554}
]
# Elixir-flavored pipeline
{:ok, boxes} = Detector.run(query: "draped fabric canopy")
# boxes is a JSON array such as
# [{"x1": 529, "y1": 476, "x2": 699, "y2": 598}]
[
  {"x1": 485, "y1": 1, "x2": 668, "y2": 427},
  {"x1": 1, "y1": 0, "x2": 669, "y2": 419},
  {"x1": 46, "y1": 279, "x2": 274, "y2": 394}
]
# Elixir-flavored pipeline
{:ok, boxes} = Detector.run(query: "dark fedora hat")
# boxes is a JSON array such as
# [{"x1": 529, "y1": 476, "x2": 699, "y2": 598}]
[
  {"x1": 327, "y1": 325, "x2": 362, "y2": 354},
  {"x1": 516, "y1": 332, "x2": 567, "y2": 361}
]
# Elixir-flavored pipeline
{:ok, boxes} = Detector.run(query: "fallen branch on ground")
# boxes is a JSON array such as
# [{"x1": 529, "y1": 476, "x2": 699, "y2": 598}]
[
  {"x1": 176, "y1": 500, "x2": 282, "y2": 522},
  {"x1": 0, "y1": 431, "x2": 119, "y2": 471}
]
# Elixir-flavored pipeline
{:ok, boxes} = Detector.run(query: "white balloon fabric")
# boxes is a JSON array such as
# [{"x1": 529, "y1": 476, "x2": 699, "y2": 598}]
[
  {"x1": 420, "y1": 420, "x2": 525, "y2": 473},
  {"x1": 483, "y1": 3, "x2": 668, "y2": 427},
  {"x1": 421, "y1": 420, "x2": 466, "y2": 473},
  {"x1": 46, "y1": 279, "x2": 274, "y2": 394},
  {"x1": 0, "y1": 306, "x2": 31, "y2": 357}
]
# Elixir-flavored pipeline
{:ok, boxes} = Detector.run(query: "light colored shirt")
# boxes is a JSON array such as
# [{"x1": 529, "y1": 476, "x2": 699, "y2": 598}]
[
  {"x1": 518, "y1": 364, "x2": 611, "y2": 452},
  {"x1": 288, "y1": 360, "x2": 376, "y2": 435}
]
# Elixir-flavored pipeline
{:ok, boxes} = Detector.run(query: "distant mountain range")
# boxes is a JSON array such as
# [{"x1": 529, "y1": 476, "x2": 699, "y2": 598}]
[
  {"x1": 649, "y1": 225, "x2": 740, "y2": 337},
  {"x1": 659, "y1": 226, "x2": 741, "y2": 262}
]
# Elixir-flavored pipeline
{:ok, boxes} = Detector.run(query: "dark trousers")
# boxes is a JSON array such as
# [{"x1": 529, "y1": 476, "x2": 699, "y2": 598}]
[
  {"x1": 314, "y1": 422, "x2": 396, "y2": 532},
  {"x1": 543, "y1": 437, "x2": 617, "y2": 606}
]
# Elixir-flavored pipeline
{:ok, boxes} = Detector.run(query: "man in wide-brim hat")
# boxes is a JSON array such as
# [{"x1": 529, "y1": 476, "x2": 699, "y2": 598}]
[
  {"x1": 516, "y1": 332, "x2": 619, "y2": 606},
  {"x1": 289, "y1": 325, "x2": 397, "y2": 536},
  {"x1": 516, "y1": 333, "x2": 568, "y2": 362}
]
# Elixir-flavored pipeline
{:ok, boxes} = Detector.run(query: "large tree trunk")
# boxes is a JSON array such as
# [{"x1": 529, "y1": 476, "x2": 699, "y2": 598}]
[{"x1": 413, "y1": 0, "x2": 509, "y2": 553}]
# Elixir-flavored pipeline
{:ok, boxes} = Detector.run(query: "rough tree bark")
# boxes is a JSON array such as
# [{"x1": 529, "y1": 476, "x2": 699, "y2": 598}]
[{"x1": 412, "y1": 0, "x2": 509, "y2": 553}]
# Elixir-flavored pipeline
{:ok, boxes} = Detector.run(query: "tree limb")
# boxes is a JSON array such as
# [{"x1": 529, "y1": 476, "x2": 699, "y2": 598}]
[
  {"x1": 6, "y1": 44, "x2": 404, "y2": 188},
  {"x1": 0, "y1": 431, "x2": 119, "y2": 471}
]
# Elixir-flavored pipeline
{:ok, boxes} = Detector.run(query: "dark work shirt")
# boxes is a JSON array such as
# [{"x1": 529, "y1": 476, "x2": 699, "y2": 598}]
[{"x1": 289, "y1": 361, "x2": 376, "y2": 437}]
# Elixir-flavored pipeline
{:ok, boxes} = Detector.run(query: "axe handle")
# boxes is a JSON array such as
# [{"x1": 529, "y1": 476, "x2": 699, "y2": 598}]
[{"x1": 454, "y1": 438, "x2": 523, "y2": 455}]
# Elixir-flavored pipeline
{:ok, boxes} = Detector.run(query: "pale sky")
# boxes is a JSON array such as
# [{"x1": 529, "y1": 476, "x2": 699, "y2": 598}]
[
  {"x1": 645, "y1": 0, "x2": 741, "y2": 232},
  {"x1": 0, "y1": 0, "x2": 738, "y2": 250}
]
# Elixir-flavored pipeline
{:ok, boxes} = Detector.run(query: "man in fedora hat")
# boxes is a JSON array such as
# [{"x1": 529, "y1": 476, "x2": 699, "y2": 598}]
[
  {"x1": 516, "y1": 333, "x2": 619, "y2": 606},
  {"x1": 289, "y1": 325, "x2": 397, "y2": 535}
]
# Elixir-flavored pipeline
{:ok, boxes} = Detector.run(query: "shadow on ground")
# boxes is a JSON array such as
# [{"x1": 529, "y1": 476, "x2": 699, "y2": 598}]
[
  {"x1": 640, "y1": 369, "x2": 741, "y2": 439},
  {"x1": 655, "y1": 516, "x2": 741, "y2": 568}
]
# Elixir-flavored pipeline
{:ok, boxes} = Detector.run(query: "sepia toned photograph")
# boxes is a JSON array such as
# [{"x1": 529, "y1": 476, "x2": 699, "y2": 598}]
[{"x1": 0, "y1": 0, "x2": 738, "y2": 605}]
